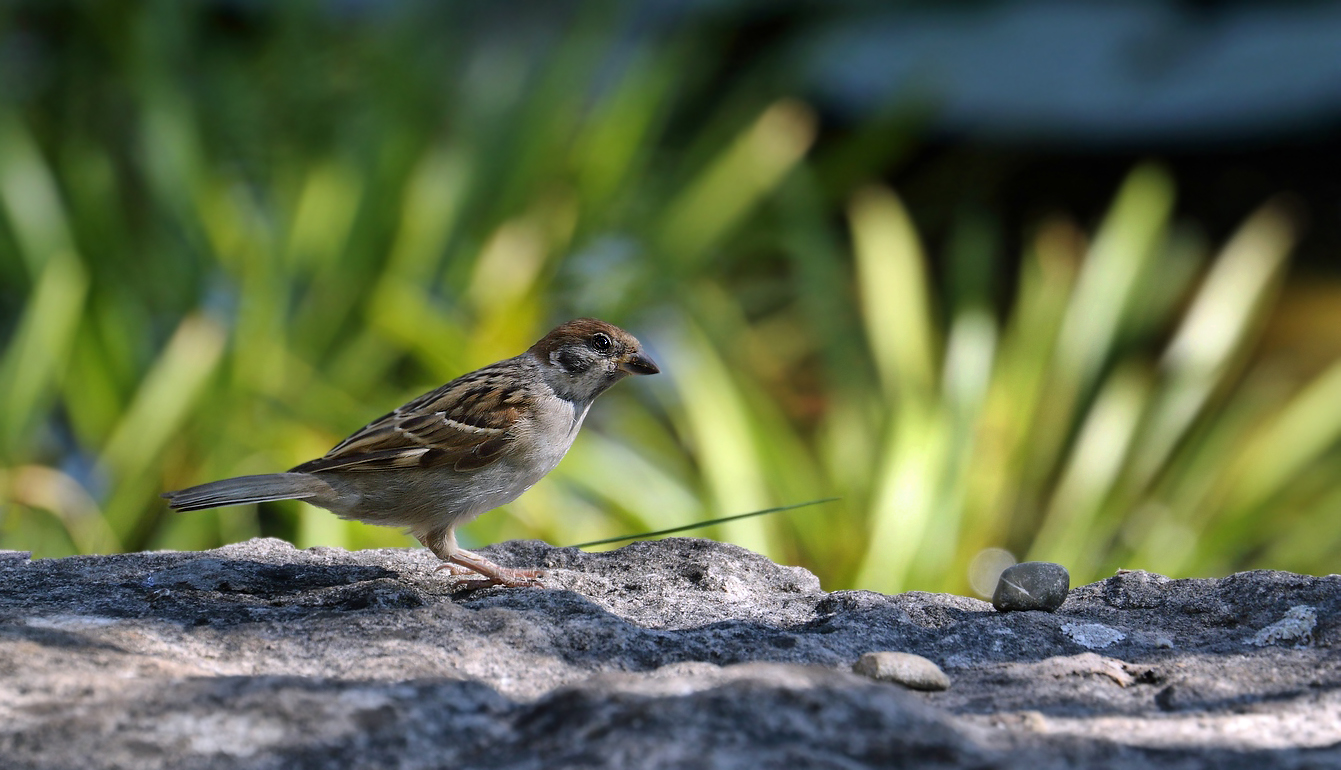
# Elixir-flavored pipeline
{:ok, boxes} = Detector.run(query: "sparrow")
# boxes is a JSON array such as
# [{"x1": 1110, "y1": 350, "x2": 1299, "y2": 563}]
[{"x1": 162, "y1": 318, "x2": 659, "y2": 589}]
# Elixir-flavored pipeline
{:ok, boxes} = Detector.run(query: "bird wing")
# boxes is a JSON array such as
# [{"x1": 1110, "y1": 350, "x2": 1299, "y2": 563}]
[{"x1": 290, "y1": 365, "x2": 530, "y2": 474}]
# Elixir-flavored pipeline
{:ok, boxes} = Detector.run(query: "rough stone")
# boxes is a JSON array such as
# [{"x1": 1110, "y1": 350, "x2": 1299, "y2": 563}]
[
  {"x1": 1061, "y1": 621, "x2": 1127, "y2": 649},
  {"x1": 853, "y1": 651, "x2": 951, "y2": 690},
  {"x1": 993, "y1": 561, "x2": 1071, "y2": 612},
  {"x1": 1, "y1": 537, "x2": 1339, "y2": 769},
  {"x1": 1249, "y1": 605, "x2": 1317, "y2": 647}
]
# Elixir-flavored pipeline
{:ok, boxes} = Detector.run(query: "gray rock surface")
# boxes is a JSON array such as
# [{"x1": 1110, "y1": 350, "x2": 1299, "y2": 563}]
[{"x1": 1, "y1": 537, "x2": 1338, "y2": 769}]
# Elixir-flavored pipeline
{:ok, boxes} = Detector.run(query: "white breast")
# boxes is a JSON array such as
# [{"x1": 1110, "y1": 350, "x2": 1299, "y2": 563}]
[{"x1": 455, "y1": 393, "x2": 590, "y2": 520}]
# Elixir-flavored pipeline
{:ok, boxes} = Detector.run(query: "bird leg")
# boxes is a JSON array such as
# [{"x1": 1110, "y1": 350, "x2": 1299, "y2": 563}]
[
  {"x1": 417, "y1": 529, "x2": 542, "y2": 589},
  {"x1": 436, "y1": 548, "x2": 544, "y2": 589}
]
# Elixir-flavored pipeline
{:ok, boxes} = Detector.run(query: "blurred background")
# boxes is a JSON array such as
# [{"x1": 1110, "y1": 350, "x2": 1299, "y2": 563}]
[{"x1": 2, "y1": 0, "x2": 1340, "y2": 594}]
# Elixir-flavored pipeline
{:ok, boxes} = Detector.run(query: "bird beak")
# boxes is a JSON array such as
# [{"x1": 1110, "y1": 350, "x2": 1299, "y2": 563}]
[{"x1": 618, "y1": 351, "x2": 660, "y2": 376}]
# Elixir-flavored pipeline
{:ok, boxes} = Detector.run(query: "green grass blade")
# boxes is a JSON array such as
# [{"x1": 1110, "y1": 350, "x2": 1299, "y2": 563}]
[
  {"x1": 100, "y1": 315, "x2": 227, "y2": 542},
  {"x1": 849, "y1": 185, "x2": 939, "y2": 399},
  {"x1": 0, "y1": 255, "x2": 89, "y2": 457},
  {"x1": 1133, "y1": 204, "x2": 1294, "y2": 488},
  {"x1": 658, "y1": 101, "x2": 817, "y2": 267}
]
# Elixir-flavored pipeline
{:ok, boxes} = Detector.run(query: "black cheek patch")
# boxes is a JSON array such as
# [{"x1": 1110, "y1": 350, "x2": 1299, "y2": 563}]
[{"x1": 554, "y1": 348, "x2": 589, "y2": 374}]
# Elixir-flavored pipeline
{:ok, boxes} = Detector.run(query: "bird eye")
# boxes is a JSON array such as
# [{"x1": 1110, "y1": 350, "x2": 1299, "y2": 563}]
[{"x1": 591, "y1": 332, "x2": 613, "y2": 353}]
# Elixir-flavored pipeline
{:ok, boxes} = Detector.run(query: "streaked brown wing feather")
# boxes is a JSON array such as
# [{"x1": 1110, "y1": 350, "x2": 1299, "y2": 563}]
[{"x1": 290, "y1": 364, "x2": 529, "y2": 474}]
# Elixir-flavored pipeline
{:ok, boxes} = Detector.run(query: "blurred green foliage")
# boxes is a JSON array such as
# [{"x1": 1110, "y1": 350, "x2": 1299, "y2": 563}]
[{"x1": 1, "y1": 2, "x2": 1338, "y2": 592}]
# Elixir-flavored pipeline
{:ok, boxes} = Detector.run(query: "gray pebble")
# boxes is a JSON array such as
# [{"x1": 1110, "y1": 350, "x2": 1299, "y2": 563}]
[
  {"x1": 852, "y1": 652, "x2": 950, "y2": 691},
  {"x1": 993, "y1": 561, "x2": 1070, "y2": 612}
]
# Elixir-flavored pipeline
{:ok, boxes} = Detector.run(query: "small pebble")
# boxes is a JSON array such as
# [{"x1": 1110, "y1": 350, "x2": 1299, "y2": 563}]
[
  {"x1": 852, "y1": 652, "x2": 950, "y2": 691},
  {"x1": 993, "y1": 561, "x2": 1070, "y2": 612}
]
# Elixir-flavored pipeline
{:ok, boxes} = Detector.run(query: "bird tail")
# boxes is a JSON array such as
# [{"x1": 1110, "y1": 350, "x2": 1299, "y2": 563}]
[{"x1": 161, "y1": 473, "x2": 329, "y2": 512}]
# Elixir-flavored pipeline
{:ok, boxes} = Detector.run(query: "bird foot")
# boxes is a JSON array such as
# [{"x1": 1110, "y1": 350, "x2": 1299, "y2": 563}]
[{"x1": 435, "y1": 550, "x2": 544, "y2": 590}]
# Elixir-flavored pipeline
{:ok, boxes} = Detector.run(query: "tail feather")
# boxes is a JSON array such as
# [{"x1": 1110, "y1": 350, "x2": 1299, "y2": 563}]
[{"x1": 162, "y1": 473, "x2": 327, "y2": 512}]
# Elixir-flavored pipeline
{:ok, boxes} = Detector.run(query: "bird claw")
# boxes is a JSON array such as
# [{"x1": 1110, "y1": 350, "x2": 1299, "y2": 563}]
[
  {"x1": 434, "y1": 562, "x2": 479, "y2": 577},
  {"x1": 435, "y1": 560, "x2": 544, "y2": 590}
]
